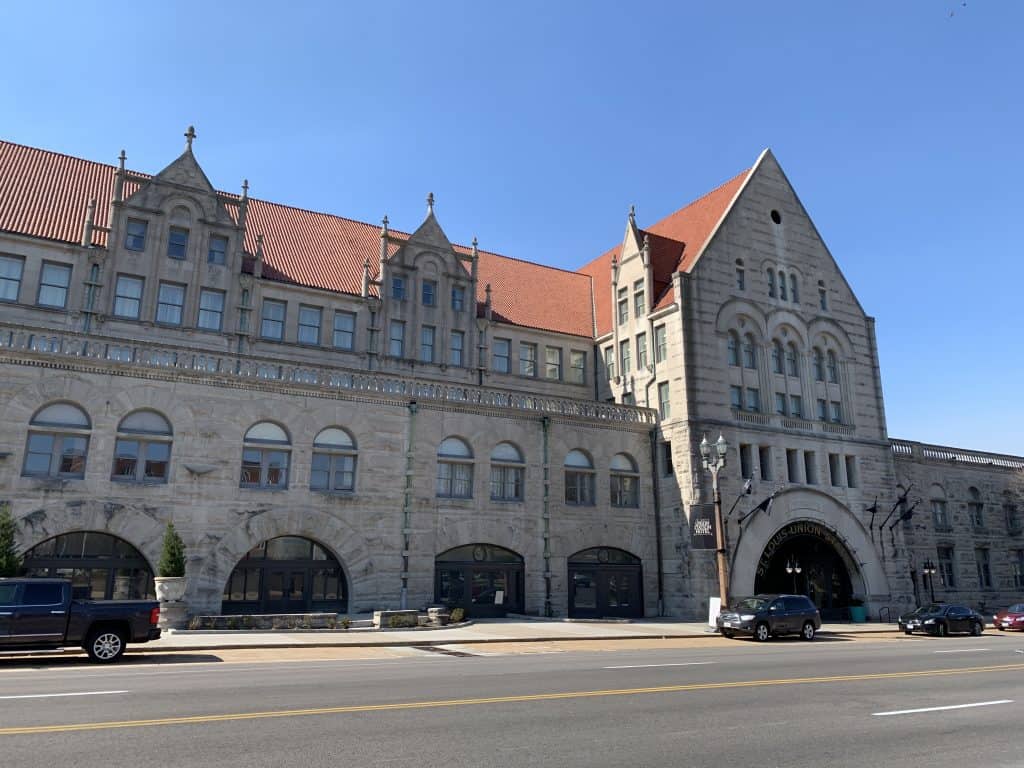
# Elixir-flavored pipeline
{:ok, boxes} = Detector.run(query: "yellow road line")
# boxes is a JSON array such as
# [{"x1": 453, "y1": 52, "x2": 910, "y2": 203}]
[{"x1": 2, "y1": 662, "x2": 1022, "y2": 736}]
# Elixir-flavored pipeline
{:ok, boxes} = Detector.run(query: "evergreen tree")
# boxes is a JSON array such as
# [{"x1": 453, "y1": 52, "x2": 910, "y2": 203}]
[
  {"x1": 0, "y1": 503, "x2": 20, "y2": 577},
  {"x1": 157, "y1": 522, "x2": 186, "y2": 577}
]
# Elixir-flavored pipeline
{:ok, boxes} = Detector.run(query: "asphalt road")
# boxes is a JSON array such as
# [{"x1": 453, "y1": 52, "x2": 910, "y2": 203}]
[{"x1": 1, "y1": 632, "x2": 1023, "y2": 768}]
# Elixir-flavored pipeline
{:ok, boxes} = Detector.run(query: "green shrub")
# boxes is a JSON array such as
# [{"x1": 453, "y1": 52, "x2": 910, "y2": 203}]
[
  {"x1": 388, "y1": 614, "x2": 418, "y2": 628},
  {"x1": 157, "y1": 522, "x2": 186, "y2": 578},
  {"x1": 0, "y1": 503, "x2": 21, "y2": 577},
  {"x1": 449, "y1": 607, "x2": 465, "y2": 623},
  {"x1": 340, "y1": 616, "x2": 351, "y2": 630}
]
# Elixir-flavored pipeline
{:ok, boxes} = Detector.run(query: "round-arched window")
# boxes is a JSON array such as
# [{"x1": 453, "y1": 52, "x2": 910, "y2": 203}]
[
  {"x1": 565, "y1": 449, "x2": 595, "y2": 506},
  {"x1": 490, "y1": 442, "x2": 525, "y2": 501},
  {"x1": 610, "y1": 453, "x2": 639, "y2": 508},
  {"x1": 437, "y1": 437, "x2": 473, "y2": 498},
  {"x1": 23, "y1": 402, "x2": 91, "y2": 479},
  {"x1": 22, "y1": 532, "x2": 154, "y2": 600},
  {"x1": 241, "y1": 422, "x2": 290, "y2": 490},
  {"x1": 112, "y1": 410, "x2": 172, "y2": 484},
  {"x1": 311, "y1": 427, "x2": 357, "y2": 493}
]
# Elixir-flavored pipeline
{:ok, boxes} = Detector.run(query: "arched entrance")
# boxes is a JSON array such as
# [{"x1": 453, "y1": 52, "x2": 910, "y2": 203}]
[
  {"x1": 568, "y1": 547, "x2": 643, "y2": 619},
  {"x1": 221, "y1": 536, "x2": 346, "y2": 614},
  {"x1": 753, "y1": 521, "x2": 859, "y2": 621},
  {"x1": 22, "y1": 531, "x2": 154, "y2": 600},
  {"x1": 434, "y1": 544, "x2": 524, "y2": 618}
]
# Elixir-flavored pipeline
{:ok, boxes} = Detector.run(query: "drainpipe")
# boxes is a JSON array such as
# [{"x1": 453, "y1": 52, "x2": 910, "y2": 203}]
[
  {"x1": 400, "y1": 401, "x2": 418, "y2": 609},
  {"x1": 541, "y1": 416, "x2": 552, "y2": 617},
  {"x1": 649, "y1": 428, "x2": 665, "y2": 616}
]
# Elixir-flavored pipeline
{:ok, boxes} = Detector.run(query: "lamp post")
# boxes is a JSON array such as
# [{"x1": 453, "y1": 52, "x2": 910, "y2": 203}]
[
  {"x1": 785, "y1": 557, "x2": 802, "y2": 594},
  {"x1": 921, "y1": 558, "x2": 937, "y2": 603},
  {"x1": 700, "y1": 433, "x2": 730, "y2": 610}
]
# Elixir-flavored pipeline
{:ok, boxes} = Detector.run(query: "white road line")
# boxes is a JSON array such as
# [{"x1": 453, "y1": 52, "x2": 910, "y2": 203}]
[
  {"x1": 0, "y1": 690, "x2": 129, "y2": 700},
  {"x1": 603, "y1": 662, "x2": 718, "y2": 669},
  {"x1": 933, "y1": 648, "x2": 990, "y2": 653},
  {"x1": 873, "y1": 700, "x2": 1013, "y2": 717}
]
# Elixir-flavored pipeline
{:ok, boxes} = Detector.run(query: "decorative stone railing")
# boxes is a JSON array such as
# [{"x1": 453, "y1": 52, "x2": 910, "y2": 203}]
[
  {"x1": 0, "y1": 323, "x2": 657, "y2": 427},
  {"x1": 732, "y1": 408, "x2": 855, "y2": 436},
  {"x1": 890, "y1": 438, "x2": 1024, "y2": 470}
]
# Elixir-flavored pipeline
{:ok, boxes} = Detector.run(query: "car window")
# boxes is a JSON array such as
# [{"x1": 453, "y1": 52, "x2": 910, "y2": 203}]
[
  {"x1": 769, "y1": 600, "x2": 785, "y2": 612},
  {"x1": 733, "y1": 598, "x2": 769, "y2": 612},
  {"x1": 948, "y1": 607, "x2": 967, "y2": 618},
  {"x1": 1009, "y1": 604, "x2": 1024, "y2": 613},
  {"x1": 0, "y1": 583, "x2": 18, "y2": 604},
  {"x1": 784, "y1": 597, "x2": 809, "y2": 611},
  {"x1": 21, "y1": 583, "x2": 64, "y2": 605}
]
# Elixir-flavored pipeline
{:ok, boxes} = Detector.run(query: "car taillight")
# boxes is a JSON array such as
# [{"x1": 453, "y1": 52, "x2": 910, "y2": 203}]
[{"x1": 149, "y1": 606, "x2": 160, "y2": 626}]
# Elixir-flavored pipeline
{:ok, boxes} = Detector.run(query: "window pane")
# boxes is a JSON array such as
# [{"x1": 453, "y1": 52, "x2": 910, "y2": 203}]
[
  {"x1": 261, "y1": 300, "x2": 286, "y2": 340},
  {"x1": 265, "y1": 451, "x2": 289, "y2": 487},
  {"x1": 114, "y1": 276, "x2": 143, "y2": 319},
  {"x1": 58, "y1": 436, "x2": 88, "y2": 475},
  {"x1": 125, "y1": 219, "x2": 147, "y2": 251},
  {"x1": 24, "y1": 433, "x2": 54, "y2": 475},
  {"x1": 38, "y1": 263, "x2": 72, "y2": 308},
  {"x1": 333, "y1": 311, "x2": 355, "y2": 349},
  {"x1": 241, "y1": 449, "x2": 263, "y2": 485},
  {"x1": 112, "y1": 439, "x2": 139, "y2": 479},
  {"x1": 298, "y1": 306, "x2": 321, "y2": 344},
  {"x1": 492, "y1": 339, "x2": 510, "y2": 373},
  {"x1": 167, "y1": 227, "x2": 189, "y2": 259},
  {"x1": 208, "y1": 235, "x2": 228, "y2": 264},
  {"x1": 144, "y1": 442, "x2": 170, "y2": 480},
  {"x1": 198, "y1": 290, "x2": 225, "y2": 331},
  {"x1": 156, "y1": 283, "x2": 185, "y2": 325}
]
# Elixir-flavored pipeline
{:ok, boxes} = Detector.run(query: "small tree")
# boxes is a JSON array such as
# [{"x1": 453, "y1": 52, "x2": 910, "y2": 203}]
[
  {"x1": 0, "y1": 503, "x2": 20, "y2": 577},
  {"x1": 157, "y1": 522, "x2": 186, "y2": 578}
]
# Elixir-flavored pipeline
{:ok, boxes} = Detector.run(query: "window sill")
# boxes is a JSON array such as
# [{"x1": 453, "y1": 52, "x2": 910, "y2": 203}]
[
  {"x1": 312, "y1": 490, "x2": 357, "y2": 498},
  {"x1": 489, "y1": 497, "x2": 525, "y2": 504},
  {"x1": 239, "y1": 485, "x2": 289, "y2": 492},
  {"x1": 110, "y1": 478, "x2": 169, "y2": 486}
]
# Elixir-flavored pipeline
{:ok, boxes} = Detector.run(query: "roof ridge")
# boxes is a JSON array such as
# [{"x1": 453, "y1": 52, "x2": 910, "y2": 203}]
[{"x1": 1, "y1": 139, "x2": 122, "y2": 173}]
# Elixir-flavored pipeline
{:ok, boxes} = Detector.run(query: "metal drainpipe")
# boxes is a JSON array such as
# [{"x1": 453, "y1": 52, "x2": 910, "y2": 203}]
[
  {"x1": 400, "y1": 401, "x2": 418, "y2": 609},
  {"x1": 649, "y1": 428, "x2": 665, "y2": 616},
  {"x1": 542, "y1": 416, "x2": 552, "y2": 617}
]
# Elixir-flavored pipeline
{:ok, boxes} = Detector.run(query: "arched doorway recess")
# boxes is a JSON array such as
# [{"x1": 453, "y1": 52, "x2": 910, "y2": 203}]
[
  {"x1": 568, "y1": 547, "x2": 643, "y2": 618},
  {"x1": 22, "y1": 531, "x2": 154, "y2": 600},
  {"x1": 434, "y1": 544, "x2": 524, "y2": 617}
]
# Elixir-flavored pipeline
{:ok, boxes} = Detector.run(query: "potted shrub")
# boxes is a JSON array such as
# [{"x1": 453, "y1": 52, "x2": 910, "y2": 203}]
[
  {"x1": 0, "y1": 504, "x2": 21, "y2": 578},
  {"x1": 848, "y1": 596, "x2": 867, "y2": 623},
  {"x1": 154, "y1": 522, "x2": 187, "y2": 602}
]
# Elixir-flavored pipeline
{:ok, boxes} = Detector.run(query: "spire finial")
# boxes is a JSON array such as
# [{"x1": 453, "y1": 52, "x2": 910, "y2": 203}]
[
  {"x1": 381, "y1": 215, "x2": 389, "y2": 235},
  {"x1": 118, "y1": 149, "x2": 126, "y2": 170},
  {"x1": 426, "y1": 192, "x2": 435, "y2": 213},
  {"x1": 184, "y1": 125, "x2": 197, "y2": 150},
  {"x1": 629, "y1": 204, "x2": 636, "y2": 222},
  {"x1": 472, "y1": 235, "x2": 479, "y2": 255},
  {"x1": 241, "y1": 179, "x2": 249, "y2": 198}
]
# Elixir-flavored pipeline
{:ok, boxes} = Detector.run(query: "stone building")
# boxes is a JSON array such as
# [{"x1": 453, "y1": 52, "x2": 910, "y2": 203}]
[{"x1": 0, "y1": 129, "x2": 1020, "y2": 620}]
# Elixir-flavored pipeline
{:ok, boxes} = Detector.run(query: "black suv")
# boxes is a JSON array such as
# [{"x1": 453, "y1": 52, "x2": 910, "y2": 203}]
[{"x1": 717, "y1": 594, "x2": 822, "y2": 641}]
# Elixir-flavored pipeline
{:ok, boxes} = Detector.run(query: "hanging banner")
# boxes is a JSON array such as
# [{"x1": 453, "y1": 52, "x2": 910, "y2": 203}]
[{"x1": 689, "y1": 503, "x2": 717, "y2": 550}]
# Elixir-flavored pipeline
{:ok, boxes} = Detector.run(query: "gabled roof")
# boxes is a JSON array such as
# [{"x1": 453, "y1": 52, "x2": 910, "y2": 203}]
[
  {"x1": 578, "y1": 166, "x2": 752, "y2": 337},
  {"x1": 0, "y1": 140, "x2": 594, "y2": 338}
]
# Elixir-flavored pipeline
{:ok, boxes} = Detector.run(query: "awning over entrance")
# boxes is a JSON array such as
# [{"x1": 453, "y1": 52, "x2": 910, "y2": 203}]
[{"x1": 434, "y1": 544, "x2": 524, "y2": 618}]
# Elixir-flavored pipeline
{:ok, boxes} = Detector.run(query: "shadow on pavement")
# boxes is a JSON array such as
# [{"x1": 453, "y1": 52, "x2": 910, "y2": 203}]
[{"x1": 0, "y1": 652, "x2": 225, "y2": 669}]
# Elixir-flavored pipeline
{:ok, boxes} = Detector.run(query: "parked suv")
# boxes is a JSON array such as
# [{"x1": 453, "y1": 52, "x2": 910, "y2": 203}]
[{"x1": 717, "y1": 594, "x2": 822, "y2": 641}]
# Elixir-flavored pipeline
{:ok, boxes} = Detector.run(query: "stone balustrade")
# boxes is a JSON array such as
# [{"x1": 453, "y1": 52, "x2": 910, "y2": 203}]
[{"x1": 890, "y1": 438, "x2": 1024, "y2": 470}]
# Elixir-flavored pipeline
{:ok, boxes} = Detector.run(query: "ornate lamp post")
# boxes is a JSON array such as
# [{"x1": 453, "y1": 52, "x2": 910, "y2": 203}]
[
  {"x1": 700, "y1": 433, "x2": 730, "y2": 609},
  {"x1": 921, "y1": 558, "x2": 937, "y2": 603},
  {"x1": 785, "y1": 557, "x2": 802, "y2": 594}
]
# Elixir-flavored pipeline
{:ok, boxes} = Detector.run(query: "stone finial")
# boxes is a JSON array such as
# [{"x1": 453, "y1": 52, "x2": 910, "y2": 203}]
[
  {"x1": 629, "y1": 204, "x2": 636, "y2": 222},
  {"x1": 471, "y1": 236, "x2": 479, "y2": 257},
  {"x1": 381, "y1": 214, "x2": 389, "y2": 235},
  {"x1": 362, "y1": 257, "x2": 372, "y2": 298},
  {"x1": 484, "y1": 283, "x2": 493, "y2": 320},
  {"x1": 81, "y1": 198, "x2": 96, "y2": 247},
  {"x1": 241, "y1": 179, "x2": 249, "y2": 199},
  {"x1": 426, "y1": 192, "x2": 435, "y2": 214},
  {"x1": 118, "y1": 150, "x2": 126, "y2": 172},
  {"x1": 184, "y1": 125, "x2": 197, "y2": 151}
]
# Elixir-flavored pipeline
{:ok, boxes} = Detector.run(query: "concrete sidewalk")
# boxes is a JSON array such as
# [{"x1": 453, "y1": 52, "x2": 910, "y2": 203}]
[{"x1": 140, "y1": 618, "x2": 901, "y2": 653}]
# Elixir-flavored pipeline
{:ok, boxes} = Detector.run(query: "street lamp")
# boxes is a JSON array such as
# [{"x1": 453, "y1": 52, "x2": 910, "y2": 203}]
[
  {"x1": 700, "y1": 433, "x2": 730, "y2": 609},
  {"x1": 921, "y1": 558, "x2": 937, "y2": 603},
  {"x1": 785, "y1": 557, "x2": 802, "y2": 594}
]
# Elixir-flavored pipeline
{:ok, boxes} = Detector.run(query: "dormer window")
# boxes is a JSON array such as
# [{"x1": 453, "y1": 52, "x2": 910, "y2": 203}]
[
  {"x1": 391, "y1": 276, "x2": 406, "y2": 301},
  {"x1": 451, "y1": 285, "x2": 466, "y2": 312},
  {"x1": 125, "y1": 219, "x2": 147, "y2": 251},
  {"x1": 208, "y1": 235, "x2": 228, "y2": 265},
  {"x1": 167, "y1": 227, "x2": 189, "y2": 260}
]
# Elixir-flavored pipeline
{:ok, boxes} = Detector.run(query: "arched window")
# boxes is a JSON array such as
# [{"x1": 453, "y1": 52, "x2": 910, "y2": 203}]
[
  {"x1": 826, "y1": 350, "x2": 838, "y2": 383},
  {"x1": 813, "y1": 348, "x2": 825, "y2": 381},
  {"x1": 565, "y1": 449, "x2": 595, "y2": 506},
  {"x1": 790, "y1": 273, "x2": 799, "y2": 303},
  {"x1": 767, "y1": 269, "x2": 776, "y2": 298},
  {"x1": 437, "y1": 437, "x2": 473, "y2": 498},
  {"x1": 771, "y1": 340, "x2": 784, "y2": 374},
  {"x1": 23, "y1": 402, "x2": 91, "y2": 479},
  {"x1": 967, "y1": 487, "x2": 984, "y2": 531},
  {"x1": 311, "y1": 427, "x2": 357, "y2": 493},
  {"x1": 112, "y1": 410, "x2": 172, "y2": 484},
  {"x1": 610, "y1": 453, "x2": 639, "y2": 508},
  {"x1": 778, "y1": 271, "x2": 788, "y2": 301},
  {"x1": 727, "y1": 332, "x2": 740, "y2": 367},
  {"x1": 930, "y1": 484, "x2": 950, "y2": 531},
  {"x1": 490, "y1": 442, "x2": 524, "y2": 501},
  {"x1": 240, "y1": 422, "x2": 290, "y2": 490},
  {"x1": 742, "y1": 334, "x2": 757, "y2": 369},
  {"x1": 786, "y1": 343, "x2": 799, "y2": 377},
  {"x1": 23, "y1": 532, "x2": 154, "y2": 600}
]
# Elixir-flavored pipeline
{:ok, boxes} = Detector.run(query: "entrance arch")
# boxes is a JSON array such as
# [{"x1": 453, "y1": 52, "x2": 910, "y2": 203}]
[
  {"x1": 568, "y1": 547, "x2": 643, "y2": 619},
  {"x1": 434, "y1": 544, "x2": 524, "y2": 617},
  {"x1": 221, "y1": 536, "x2": 347, "y2": 614},
  {"x1": 22, "y1": 531, "x2": 154, "y2": 600}
]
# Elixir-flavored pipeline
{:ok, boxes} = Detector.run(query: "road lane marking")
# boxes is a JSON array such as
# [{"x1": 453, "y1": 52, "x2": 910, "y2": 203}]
[
  {"x1": 2, "y1": 662, "x2": 1023, "y2": 736},
  {"x1": 603, "y1": 662, "x2": 718, "y2": 669},
  {"x1": 0, "y1": 691, "x2": 128, "y2": 700},
  {"x1": 933, "y1": 649, "x2": 990, "y2": 654},
  {"x1": 873, "y1": 700, "x2": 1013, "y2": 717}
]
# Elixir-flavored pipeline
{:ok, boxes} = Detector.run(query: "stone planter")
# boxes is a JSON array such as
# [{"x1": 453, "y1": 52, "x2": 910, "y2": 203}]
[{"x1": 154, "y1": 576, "x2": 187, "y2": 602}]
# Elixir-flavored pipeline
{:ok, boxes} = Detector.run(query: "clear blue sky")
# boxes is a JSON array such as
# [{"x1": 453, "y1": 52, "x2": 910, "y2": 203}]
[{"x1": 2, "y1": 2, "x2": 1021, "y2": 454}]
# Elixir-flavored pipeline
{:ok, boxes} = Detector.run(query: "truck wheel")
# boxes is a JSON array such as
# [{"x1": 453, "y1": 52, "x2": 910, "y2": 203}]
[{"x1": 86, "y1": 628, "x2": 127, "y2": 663}]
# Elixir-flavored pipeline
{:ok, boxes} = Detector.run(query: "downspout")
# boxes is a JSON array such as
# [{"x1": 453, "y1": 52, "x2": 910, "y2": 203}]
[
  {"x1": 542, "y1": 416, "x2": 552, "y2": 617},
  {"x1": 649, "y1": 428, "x2": 665, "y2": 616},
  {"x1": 400, "y1": 401, "x2": 418, "y2": 609}
]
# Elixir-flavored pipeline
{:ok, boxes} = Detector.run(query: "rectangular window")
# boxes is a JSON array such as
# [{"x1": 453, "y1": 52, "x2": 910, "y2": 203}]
[
  {"x1": 662, "y1": 441, "x2": 673, "y2": 476},
  {"x1": 167, "y1": 227, "x2": 189, "y2": 259},
  {"x1": 658, "y1": 381, "x2": 670, "y2": 419},
  {"x1": 489, "y1": 464, "x2": 524, "y2": 502},
  {"x1": 113, "y1": 275, "x2": 144, "y2": 319},
  {"x1": 746, "y1": 387, "x2": 761, "y2": 412},
  {"x1": 332, "y1": 311, "x2": 356, "y2": 350},
  {"x1": 819, "y1": 287, "x2": 828, "y2": 310},
  {"x1": 804, "y1": 451, "x2": 817, "y2": 484},
  {"x1": 37, "y1": 262, "x2": 72, "y2": 308},
  {"x1": 156, "y1": 283, "x2": 185, "y2": 325},
  {"x1": 125, "y1": 218, "x2": 147, "y2": 251},
  {"x1": 260, "y1": 299, "x2": 286, "y2": 340},
  {"x1": 391, "y1": 276, "x2": 406, "y2": 300},
  {"x1": 519, "y1": 342, "x2": 537, "y2": 377},
  {"x1": 1012, "y1": 550, "x2": 1024, "y2": 589},
  {"x1": 389, "y1": 320, "x2": 405, "y2": 357},
  {"x1": 830, "y1": 401, "x2": 842, "y2": 423},
  {"x1": 975, "y1": 548, "x2": 992, "y2": 589},
  {"x1": 937, "y1": 546, "x2": 956, "y2": 589},
  {"x1": 633, "y1": 279, "x2": 645, "y2": 318},
  {"x1": 654, "y1": 325, "x2": 667, "y2": 363},
  {"x1": 296, "y1": 305, "x2": 321, "y2": 345},
  {"x1": 932, "y1": 500, "x2": 950, "y2": 531},
  {"x1": 787, "y1": 449, "x2": 800, "y2": 483},
  {"x1": 208, "y1": 235, "x2": 228, "y2": 265},
  {"x1": 451, "y1": 285, "x2": 466, "y2": 312},
  {"x1": 450, "y1": 330, "x2": 464, "y2": 366},
  {"x1": 739, "y1": 444, "x2": 752, "y2": 480},
  {"x1": 636, "y1": 333, "x2": 648, "y2": 369},
  {"x1": 565, "y1": 470, "x2": 595, "y2": 506},
  {"x1": 422, "y1": 280, "x2": 437, "y2": 307},
  {"x1": 619, "y1": 340, "x2": 631, "y2": 376},
  {"x1": 736, "y1": 267, "x2": 745, "y2": 290},
  {"x1": 828, "y1": 453, "x2": 841, "y2": 487},
  {"x1": 419, "y1": 325, "x2": 435, "y2": 363},
  {"x1": 545, "y1": 347, "x2": 562, "y2": 380},
  {"x1": 775, "y1": 392, "x2": 787, "y2": 416},
  {"x1": 569, "y1": 350, "x2": 586, "y2": 384},
  {"x1": 730, "y1": 385, "x2": 743, "y2": 409},
  {"x1": 767, "y1": 270, "x2": 776, "y2": 298},
  {"x1": 605, "y1": 346, "x2": 615, "y2": 379},
  {"x1": 617, "y1": 287, "x2": 628, "y2": 325},
  {"x1": 0, "y1": 254, "x2": 24, "y2": 302},
  {"x1": 197, "y1": 289, "x2": 225, "y2": 331},
  {"x1": 1007, "y1": 504, "x2": 1022, "y2": 535},
  {"x1": 240, "y1": 448, "x2": 289, "y2": 490},
  {"x1": 311, "y1": 452, "x2": 355, "y2": 493},
  {"x1": 817, "y1": 399, "x2": 827, "y2": 421},
  {"x1": 789, "y1": 395, "x2": 802, "y2": 419},
  {"x1": 436, "y1": 461, "x2": 473, "y2": 499},
  {"x1": 492, "y1": 338, "x2": 510, "y2": 373},
  {"x1": 845, "y1": 456, "x2": 858, "y2": 488},
  {"x1": 758, "y1": 446, "x2": 772, "y2": 481}
]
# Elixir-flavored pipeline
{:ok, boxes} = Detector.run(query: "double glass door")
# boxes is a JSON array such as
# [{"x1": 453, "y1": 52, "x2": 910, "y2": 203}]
[
  {"x1": 569, "y1": 568, "x2": 642, "y2": 618},
  {"x1": 264, "y1": 570, "x2": 307, "y2": 613}
]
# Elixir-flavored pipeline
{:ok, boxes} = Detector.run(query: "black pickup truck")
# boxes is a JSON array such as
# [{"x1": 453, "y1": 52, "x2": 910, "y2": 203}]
[{"x1": 0, "y1": 577, "x2": 161, "y2": 662}]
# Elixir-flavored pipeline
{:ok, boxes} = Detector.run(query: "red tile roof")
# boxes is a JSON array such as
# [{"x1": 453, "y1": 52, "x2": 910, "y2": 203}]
[
  {"x1": 0, "y1": 140, "x2": 594, "y2": 337},
  {"x1": 577, "y1": 168, "x2": 751, "y2": 336}
]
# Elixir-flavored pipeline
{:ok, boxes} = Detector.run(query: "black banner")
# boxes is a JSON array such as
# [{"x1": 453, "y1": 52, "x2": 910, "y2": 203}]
[{"x1": 689, "y1": 503, "x2": 717, "y2": 550}]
